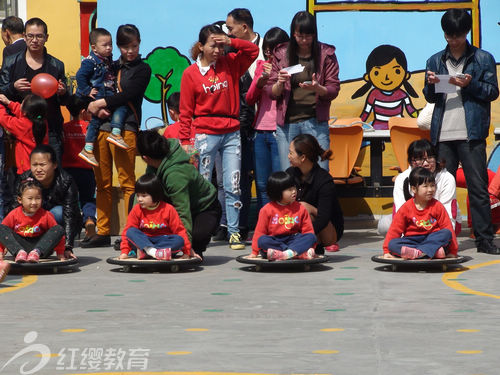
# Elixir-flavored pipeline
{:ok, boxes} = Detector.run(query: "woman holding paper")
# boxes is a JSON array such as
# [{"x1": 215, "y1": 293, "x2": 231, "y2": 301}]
[{"x1": 268, "y1": 11, "x2": 340, "y2": 171}]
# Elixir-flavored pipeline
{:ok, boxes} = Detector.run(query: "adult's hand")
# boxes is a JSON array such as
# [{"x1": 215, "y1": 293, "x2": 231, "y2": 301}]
[
  {"x1": 64, "y1": 249, "x2": 77, "y2": 260},
  {"x1": 426, "y1": 71, "x2": 440, "y2": 85},
  {"x1": 299, "y1": 73, "x2": 327, "y2": 96},
  {"x1": 449, "y1": 73, "x2": 472, "y2": 88},
  {"x1": 14, "y1": 78, "x2": 31, "y2": 92},
  {"x1": 87, "y1": 98, "x2": 107, "y2": 115},
  {"x1": 97, "y1": 108, "x2": 111, "y2": 119},
  {"x1": 57, "y1": 80, "x2": 66, "y2": 96}
]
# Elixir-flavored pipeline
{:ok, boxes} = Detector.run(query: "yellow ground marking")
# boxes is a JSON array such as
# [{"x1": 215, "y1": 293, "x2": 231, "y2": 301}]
[
  {"x1": 35, "y1": 353, "x2": 60, "y2": 357},
  {"x1": 457, "y1": 329, "x2": 480, "y2": 333},
  {"x1": 67, "y1": 372, "x2": 332, "y2": 375},
  {"x1": 456, "y1": 350, "x2": 483, "y2": 354},
  {"x1": 320, "y1": 328, "x2": 344, "y2": 332},
  {"x1": 0, "y1": 275, "x2": 38, "y2": 295},
  {"x1": 61, "y1": 329, "x2": 87, "y2": 333},
  {"x1": 184, "y1": 328, "x2": 209, "y2": 331},
  {"x1": 442, "y1": 260, "x2": 500, "y2": 299},
  {"x1": 166, "y1": 351, "x2": 192, "y2": 355},
  {"x1": 312, "y1": 350, "x2": 339, "y2": 354}
]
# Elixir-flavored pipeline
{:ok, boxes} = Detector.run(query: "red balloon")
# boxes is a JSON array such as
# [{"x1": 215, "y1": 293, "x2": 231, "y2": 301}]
[{"x1": 31, "y1": 73, "x2": 58, "y2": 99}]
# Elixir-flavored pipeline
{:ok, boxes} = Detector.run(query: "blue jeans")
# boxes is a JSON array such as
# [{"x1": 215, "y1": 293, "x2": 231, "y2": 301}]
[
  {"x1": 438, "y1": 140, "x2": 493, "y2": 245},
  {"x1": 258, "y1": 233, "x2": 317, "y2": 256},
  {"x1": 50, "y1": 205, "x2": 63, "y2": 225},
  {"x1": 196, "y1": 131, "x2": 241, "y2": 235},
  {"x1": 65, "y1": 168, "x2": 96, "y2": 223},
  {"x1": 388, "y1": 229, "x2": 452, "y2": 258},
  {"x1": 276, "y1": 118, "x2": 330, "y2": 171},
  {"x1": 215, "y1": 152, "x2": 227, "y2": 227},
  {"x1": 86, "y1": 105, "x2": 129, "y2": 143},
  {"x1": 126, "y1": 227, "x2": 184, "y2": 252},
  {"x1": 254, "y1": 130, "x2": 281, "y2": 209}
]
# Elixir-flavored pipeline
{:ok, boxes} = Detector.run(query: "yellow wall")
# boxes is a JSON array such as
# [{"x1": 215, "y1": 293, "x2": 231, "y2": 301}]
[{"x1": 26, "y1": 0, "x2": 82, "y2": 78}]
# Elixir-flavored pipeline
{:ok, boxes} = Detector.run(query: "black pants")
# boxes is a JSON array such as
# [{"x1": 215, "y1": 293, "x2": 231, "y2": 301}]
[
  {"x1": 0, "y1": 224, "x2": 65, "y2": 257},
  {"x1": 192, "y1": 198, "x2": 222, "y2": 255}
]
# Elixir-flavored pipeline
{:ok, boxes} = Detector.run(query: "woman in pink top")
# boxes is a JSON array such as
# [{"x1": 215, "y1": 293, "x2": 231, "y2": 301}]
[{"x1": 246, "y1": 27, "x2": 289, "y2": 209}]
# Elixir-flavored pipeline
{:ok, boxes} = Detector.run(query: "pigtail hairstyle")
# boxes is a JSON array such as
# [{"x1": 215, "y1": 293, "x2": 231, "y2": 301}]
[
  {"x1": 17, "y1": 177, "x2": 42, "y2": 199},
  {"x1": 22, "y1": 94, "x2": 47, "y2": 145}
]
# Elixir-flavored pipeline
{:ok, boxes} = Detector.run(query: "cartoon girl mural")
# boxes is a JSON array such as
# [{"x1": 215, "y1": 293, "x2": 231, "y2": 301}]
[{"x1": 352, "y1": 45, "x2": 419, "y2": 130}]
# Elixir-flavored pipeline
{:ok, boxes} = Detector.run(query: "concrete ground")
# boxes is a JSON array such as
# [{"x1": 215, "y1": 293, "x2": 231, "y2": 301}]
[{"x1": 1, "y1": 225, "x2": 500, "y2": 375}]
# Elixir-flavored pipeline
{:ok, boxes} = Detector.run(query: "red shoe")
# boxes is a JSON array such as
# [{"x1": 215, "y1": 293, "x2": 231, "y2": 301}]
[
  {"x1": 0, "y1": 261, "x2": 10, "y2": 283},
  {"x1": 267, "y1": 249, "x2": 286, "y2": 261},
  {"x1": 15, "y1": 250, "x2": 28, "y2": 263},
  {"x1": 434, "y1": 247, "x2": 446, "y2": 259},
  {"x1": 27, "y1": 250, "x2": 40, "y2": 263},
  {"x1": 297, "y1": 248, "x2": 316, "y2": 260},
  {"x1": 401, "y1": 246, "x2": 424, "y2": 260},
  {"x1": 324, "y1": 243, "x2": 340, "y2": 252},
  {"x1": 155, "y1": 248, "x2": 171, "y2": 260}
]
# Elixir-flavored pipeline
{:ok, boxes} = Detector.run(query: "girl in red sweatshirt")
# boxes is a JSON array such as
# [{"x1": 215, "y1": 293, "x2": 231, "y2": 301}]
[
  {"x1": 120, "y1": 174, "x2": 192, "y2": 260},
  {"x1": 251, "y1": 171, "x2": 317, "y2": 261},
  {"x1": 0, "y1": 93, "x2": 48, "y2": 174},
  {"x1": 0, "y1": 179, "x2": 65, "y2": 263},
  {"x1": 179, "y1": 24, "x2": 258, "y2": 251},
  {"x1": 383, "y1": 167, "x2": 458, "y2": 259}
]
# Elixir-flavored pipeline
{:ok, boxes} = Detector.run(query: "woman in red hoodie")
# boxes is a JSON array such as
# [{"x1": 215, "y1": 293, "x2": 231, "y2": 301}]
[{"x1": 179, "y1": 24, "x2": 258, "y2": 250}]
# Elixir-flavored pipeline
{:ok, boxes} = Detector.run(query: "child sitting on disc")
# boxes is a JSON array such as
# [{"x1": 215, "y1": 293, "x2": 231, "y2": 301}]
[
  {"x1": 250, "y1": 171, "x2": 317, "y2": 261},
  {"x1": 383, "y1": 167, "x2": 458, "y2": 259}
]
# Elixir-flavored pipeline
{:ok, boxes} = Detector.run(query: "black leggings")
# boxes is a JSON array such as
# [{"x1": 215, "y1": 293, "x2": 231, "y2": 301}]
[
  {"x1": 0, "y1": 224, "x2": 65, "y2": 258},
  {"x1": 192, "y1": 198, "x2": 222, "y2": 255}
]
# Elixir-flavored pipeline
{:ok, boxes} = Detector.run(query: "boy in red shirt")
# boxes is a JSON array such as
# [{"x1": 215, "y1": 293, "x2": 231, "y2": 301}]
[{"x1": 383, "y1": 167, "x2": 458, "y2": 259}]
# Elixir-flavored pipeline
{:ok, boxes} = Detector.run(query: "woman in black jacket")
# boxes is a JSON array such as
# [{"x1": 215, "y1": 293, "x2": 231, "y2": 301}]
[
  {"x1": 286, "y1": 134, "x2": 344, "y2": 253},
  {"x1": 15, "y1": 145, "x2": 81, "y2": 258}
]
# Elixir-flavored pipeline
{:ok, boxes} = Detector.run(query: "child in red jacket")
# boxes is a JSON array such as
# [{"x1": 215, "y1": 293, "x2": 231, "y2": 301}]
[
  {"x1": 251, "y1": 171, "x2": 317, "y2": 261},
  {"x1": 383, "y1": 167, "x2": 458, "y2": 259},
  {"x1": 0, "y1": 179, "x2": 65, "y2": 263},
  {"x1": 0, "y1": 93, "x2": 48, "y2": 174},
  {"x1": 119, "y1": 174, "x2": 193, "y2": 260}
]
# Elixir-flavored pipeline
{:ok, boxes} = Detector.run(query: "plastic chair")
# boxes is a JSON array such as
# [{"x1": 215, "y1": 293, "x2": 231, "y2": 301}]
[
  {"x1": 329, "y1": 117, "x2": 364, "y2": 184},
  {"x1": 388, "y1": 117, "x2": 430, "y2": 172}
]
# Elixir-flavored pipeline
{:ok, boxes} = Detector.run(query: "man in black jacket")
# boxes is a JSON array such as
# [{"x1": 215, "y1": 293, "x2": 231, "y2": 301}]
[
  {"x1": 1, "y1": 16, "x2": 26, "y2": 62},
  {"x1": 0, "y1": 17, "x2": 68, "y2": 162}
]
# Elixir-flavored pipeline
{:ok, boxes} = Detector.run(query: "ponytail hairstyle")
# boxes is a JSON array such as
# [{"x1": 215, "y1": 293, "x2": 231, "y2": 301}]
[
  {"x1": 292, "y1": 133, "x2": 332, "y2": 163},
  {"x1": 137, "y1": 130, "x2": 171, "y2": 160},
  {"x1": 190, "y1": 23, "x2": 226, "y2": 60},
  {"x1": 21, "y1": 94, "x2": 47, "y2": 145},
  {"x1": 351, "y1": 44, "x2": 418, "y2": 100},
  {"x1": 17, "y1": 177, "x2": 42, "y2": 199}
]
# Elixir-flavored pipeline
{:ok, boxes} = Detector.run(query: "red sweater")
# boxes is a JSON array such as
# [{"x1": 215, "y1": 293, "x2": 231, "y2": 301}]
[
  {"x1": 179, "y1": 38, "x2": 259, "y2": 143},
  {"x1": 163, "y1": 121, "x2": 195, "y2": 145},
  {"x1": 120, "y1": 201, "x2": 192, "y2": 255},
  {"x1": 383, "y1": 198, "x2": 458, "y2": 255},
  {"x1": 0, "y1": 101, "x2": 48, "y2": 174},
  {"x1": 62, "y1": 119, "x2": 91, "y2": 169},
  {"x1": 251, "y1": 201, "x2": 315, "y2": 255},
  {"x1": 0, "y1": 206, "x2": 65, "y2": 255}
]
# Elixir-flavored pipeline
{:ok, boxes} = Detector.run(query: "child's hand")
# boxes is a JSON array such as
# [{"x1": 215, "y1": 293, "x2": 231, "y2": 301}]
[
  {"x1": 247, "y1": 253, "x2": 258, "y2": 258},
  {"x1": 383, "y1": 253, "x2": 396, "y2": 259},
  {"x1": 57, "y1": 80, "x2": 66, "y2": 96},
  {"x1": 118, "y1": 253, "x2": 129, "y2": 260},
  {"x1": 89, "y1": 88, "x2": 98, "y2": 99},
  {"x1": 57, "y1": 254, "x2": 66, "y2": 261},
  {"x1": 0, "y1": 94, "x2": 10, "y2": 106},
  {"x1": 13, "y1": 78, "x2": 31, "y2": 92}
]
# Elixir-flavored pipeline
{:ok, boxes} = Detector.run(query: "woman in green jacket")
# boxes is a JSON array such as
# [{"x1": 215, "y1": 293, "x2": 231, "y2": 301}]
[{"x1": 137, "y1": 130, "x2": 221, "y2": 258}]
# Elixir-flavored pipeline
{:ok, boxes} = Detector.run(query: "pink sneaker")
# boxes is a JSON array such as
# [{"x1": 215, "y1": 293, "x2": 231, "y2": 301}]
[
  {"x1": 324, "y1": 243, "x2": 340, "y2": 252},
  {"x1": 15, "y1": 250, "x2": 28, "y2": 263},
  {"x1": 297, "y1": 248, "x2": 316, "y2": 260},
  {"x1": 0, "y1": 261, "x2": 10, "y2": 283},
  {"x1": 155, "y1": 248, "x2": 171, "y2": 260},
  {"x1": 267, "y1": 249, "x2": 286, "y2": 261},
  {"x1": 27, "y1": 250, "x2": 40, "y2": 263},
  {"x1": 434, "y1": 247, "x2": 446, "y2": 259},
  {"x1": 401, "y1": 246, "x2": 424, "y2": 260}
]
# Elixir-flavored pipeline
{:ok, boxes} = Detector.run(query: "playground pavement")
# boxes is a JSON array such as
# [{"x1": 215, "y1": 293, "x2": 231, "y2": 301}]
[{"x1": 1, "y1": 224, "x2": 500, "y2": 375}]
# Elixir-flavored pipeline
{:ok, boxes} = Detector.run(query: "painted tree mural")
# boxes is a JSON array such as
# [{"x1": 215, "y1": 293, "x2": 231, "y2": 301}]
[{"x1": 144, "y1": 46, "x2": 190, "y2": 123}]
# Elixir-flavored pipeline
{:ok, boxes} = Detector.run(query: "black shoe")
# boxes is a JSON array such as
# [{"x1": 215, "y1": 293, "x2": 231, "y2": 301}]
[
  {"x1": 113, "y1": 238, "x2": 122, "y2": 251},
  {"x1": 81, "y1": 234, "x2": 111, "y2": 248},
  {"x1": 477, "y1": 240, "x2": 500, "y2": 254},
  {"x1": 315, "y1": 244, "x2": 325, "y2": 255},
  {"x1": 212, "y1": 226, "x2": 228, "y2": 241}
]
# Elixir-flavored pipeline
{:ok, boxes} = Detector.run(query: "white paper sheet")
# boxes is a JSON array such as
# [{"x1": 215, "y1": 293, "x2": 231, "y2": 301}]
[
  {"x1": 282, "y1": 64, "x2": 304, "y2": 75},
  {"x1": 435, "y1": 75, "x2": 457, "y2": 93}
]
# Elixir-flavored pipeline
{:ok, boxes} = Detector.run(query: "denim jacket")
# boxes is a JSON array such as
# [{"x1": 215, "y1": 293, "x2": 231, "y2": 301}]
[
  {"x1": 423, "y1": 42, "x2": 499, "y2": 144},
  {"x1": 75, "y1": 51, "x2": 115, "y2": 98}
]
